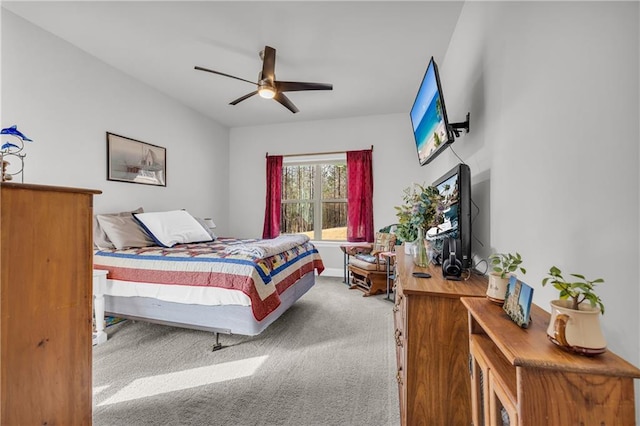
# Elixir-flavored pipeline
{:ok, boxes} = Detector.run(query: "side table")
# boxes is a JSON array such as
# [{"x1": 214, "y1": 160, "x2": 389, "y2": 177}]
[
  {"x1": 380, "y1": 251, "x2": 396, "y2": 301},
  {"x1": 339, "y1": 243, "x2": 373, "y2": 284},
  {"x1": 93, "y1": 269, "x2": 108, "y2": 346}
]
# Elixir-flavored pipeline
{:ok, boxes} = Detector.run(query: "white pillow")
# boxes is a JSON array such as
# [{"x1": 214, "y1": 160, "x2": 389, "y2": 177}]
[{"x1": 133, "y1": 210, "x2": 213, "y2": 248}]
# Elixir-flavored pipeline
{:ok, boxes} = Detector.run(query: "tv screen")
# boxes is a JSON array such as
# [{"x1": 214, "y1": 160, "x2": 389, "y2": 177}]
[
  {"x1": 427, "y1": 163, "x2": 471, "y2": 269},
  {"x1": 409, "y1": 56, "x2": 453, "y2": 166}
]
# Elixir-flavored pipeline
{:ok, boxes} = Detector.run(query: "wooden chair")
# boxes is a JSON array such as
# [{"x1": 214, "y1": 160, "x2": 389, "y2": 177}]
[{"x1": 348, "y1": 232, "x2": 396, "y2": 296}]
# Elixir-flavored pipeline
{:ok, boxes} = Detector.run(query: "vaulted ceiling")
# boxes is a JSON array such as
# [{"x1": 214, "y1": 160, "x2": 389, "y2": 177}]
[{"x1": 3, "y1": 1, "x2": 464, "y2": 128}]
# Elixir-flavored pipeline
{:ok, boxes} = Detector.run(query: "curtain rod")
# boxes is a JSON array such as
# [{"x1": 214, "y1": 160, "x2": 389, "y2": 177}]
[{"x1": 266, "y1": 145, "x2": 373, "y2": 158}]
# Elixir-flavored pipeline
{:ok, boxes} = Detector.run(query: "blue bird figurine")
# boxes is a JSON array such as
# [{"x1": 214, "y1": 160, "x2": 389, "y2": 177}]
[
  {"x1": 1, "y1": 142, "x2": 20, "y2": 151},
  {"x1": 1, "y1": 125, "x2": 33, "y2": 142}
]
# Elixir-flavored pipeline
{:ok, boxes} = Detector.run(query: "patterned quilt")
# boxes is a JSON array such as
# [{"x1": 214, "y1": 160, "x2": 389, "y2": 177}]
[{"x1": 93, "y1": 237, "x2": 325, "y2": 321}]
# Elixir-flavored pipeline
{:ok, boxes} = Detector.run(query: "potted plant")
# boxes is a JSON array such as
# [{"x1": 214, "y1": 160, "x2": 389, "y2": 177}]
[
  {"x1": 542, "y1": 266, "x2": 606, "y2": 355},
  {"x1": 486, "y1": 252, "x2": 526, "y2": 304},
  {"x1": 394, "y1": 183, "x2": 443, "y2": 265}
]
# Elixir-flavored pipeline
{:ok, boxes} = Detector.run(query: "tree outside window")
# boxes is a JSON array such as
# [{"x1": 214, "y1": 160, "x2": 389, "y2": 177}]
[{"x1": 281, "y1": 158, "x2": 347, "y2": 241}]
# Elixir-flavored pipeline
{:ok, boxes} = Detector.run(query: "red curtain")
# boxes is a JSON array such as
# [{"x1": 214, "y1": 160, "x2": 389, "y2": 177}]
[
  {"x1": 262, "y1": 155, "x2": 283, "y2": 239},
  {"x1": 347, "y1": 149, "x2": 374, "y2": 242}
]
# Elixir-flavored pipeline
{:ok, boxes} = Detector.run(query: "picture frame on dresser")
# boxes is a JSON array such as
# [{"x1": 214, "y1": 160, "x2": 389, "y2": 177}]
[
  {"x1": 106, "y1": 132, "x2": 166, "y2": 186},
  {"x1": 502, "y1": 275, "x2": 533, "y2": 328}
]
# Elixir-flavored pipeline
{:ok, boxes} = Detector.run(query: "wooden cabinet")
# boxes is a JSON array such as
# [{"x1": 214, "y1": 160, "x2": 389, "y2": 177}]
[
  {"x1": 0, "y1": 183, "x2": 100, "y2": 425},
  {"x1": 393, "y1": 250, "x2": 487, "y2": 425},
  {"x1": 462, "y1": 297, "x2": 640, "y2": 425}
]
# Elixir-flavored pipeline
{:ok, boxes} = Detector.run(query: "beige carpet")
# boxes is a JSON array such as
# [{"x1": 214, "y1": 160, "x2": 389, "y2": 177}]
[{"x1": 93, "y1": 276, "x2": 400, "y2": 426}]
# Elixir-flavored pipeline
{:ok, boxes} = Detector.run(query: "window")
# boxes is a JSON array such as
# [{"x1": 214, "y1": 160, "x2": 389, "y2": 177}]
[{"x1": 281, "y1": 154, "x2": 347, "y2": 241}]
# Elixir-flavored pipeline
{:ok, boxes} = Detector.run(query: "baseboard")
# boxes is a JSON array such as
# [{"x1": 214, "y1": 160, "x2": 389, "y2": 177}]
[{"x1": 319, "y1": 267, "x2": 342, "y2": 278}]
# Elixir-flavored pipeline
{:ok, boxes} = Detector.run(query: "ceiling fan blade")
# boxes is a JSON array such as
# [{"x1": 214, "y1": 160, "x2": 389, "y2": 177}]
[
  {"x1": 275, "y1": 81, "x2": 333, "y2": 92},
  {"x1": 274, "y1": 92, "x2": 299, "y2": 114},
  {"x1": 261, "y1": 46, "x2": 276, "y2": 81},
  {"x1": 230, "y1": 91, "x2": 259, "y2": 105},
  {"x1": 194, "y1": 66, "x2": 257, "y2": 86}
]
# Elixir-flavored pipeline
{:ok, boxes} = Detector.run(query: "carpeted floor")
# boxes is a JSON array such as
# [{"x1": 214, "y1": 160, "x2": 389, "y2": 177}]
[{"x1": 93, "y1": 276, "x2": 400, "y2": 426}]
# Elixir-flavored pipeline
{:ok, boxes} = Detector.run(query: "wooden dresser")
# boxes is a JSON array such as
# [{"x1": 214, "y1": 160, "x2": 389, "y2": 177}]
[
  {"x1": 462, "y1": 297, "x2": 640, "y2": 425},
  {"x1": 393, "y1": 249, "x2": 487, "y2": 425},
  {"x1": 0, "y1": 183, "x2": 100, "y2": 425}
]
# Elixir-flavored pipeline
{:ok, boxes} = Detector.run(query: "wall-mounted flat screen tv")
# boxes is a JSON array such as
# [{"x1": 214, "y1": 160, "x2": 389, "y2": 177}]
[{"x1": 409, "y1": 56, "x2": 454, "y2": 166}]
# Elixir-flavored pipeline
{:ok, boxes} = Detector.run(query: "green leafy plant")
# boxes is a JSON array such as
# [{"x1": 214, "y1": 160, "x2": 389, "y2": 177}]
[
  {"x1": 488, "y1": 252, "x2": 526, "y2": 279},
  {"x1": 542, "y1": 266, "x2": 605, "y2": 314},
  {"x1": 394, "y1": 183, "x2": 443, "y2": 243},
  {"x1": 395, "y1": 222, "x2": 418, "y2": 244}
]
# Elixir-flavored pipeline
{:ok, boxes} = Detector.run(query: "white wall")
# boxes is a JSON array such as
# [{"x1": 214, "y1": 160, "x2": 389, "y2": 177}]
[
  {"x1": 446, "y1": 3, "x2": 640, "y2": 418},
  {"x1": 440, "y1": 0, "x2": 639, "y2": 366},
  {"x1": 1, "y1": 11, "x2": 230, "y2": 231}
]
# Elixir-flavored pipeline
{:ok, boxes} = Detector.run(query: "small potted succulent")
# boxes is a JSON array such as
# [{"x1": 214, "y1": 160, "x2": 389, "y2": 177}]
[
  {"x1": 486, "y1": 252, "x2": 526, "y2": 304},
  {"x1": 542, "y1": 266, "x2": 606, "y2": 355}
]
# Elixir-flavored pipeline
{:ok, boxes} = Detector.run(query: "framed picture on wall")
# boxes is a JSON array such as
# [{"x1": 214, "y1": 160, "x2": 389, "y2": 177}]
[{"x1": 106, "y1": 132, "x2": 166, "y2": 186}]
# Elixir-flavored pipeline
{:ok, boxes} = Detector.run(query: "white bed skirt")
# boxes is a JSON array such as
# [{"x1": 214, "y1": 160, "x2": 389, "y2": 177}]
[{"x1": 100, "y1": 271, "x2": 316, "y2": 337}]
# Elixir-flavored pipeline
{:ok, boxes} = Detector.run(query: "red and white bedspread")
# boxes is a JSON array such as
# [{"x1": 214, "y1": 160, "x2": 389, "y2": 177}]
[{"x1": 93, "y1": 237, "x2": 325, "y2": 321}]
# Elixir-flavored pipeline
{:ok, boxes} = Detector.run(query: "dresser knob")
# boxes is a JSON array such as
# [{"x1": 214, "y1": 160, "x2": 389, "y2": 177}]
[
  {"x1": 393, "y1": 295, "x2": 403, "y2": 312},
  {"x1": 394, "y1": 329, "x2": 403, "y2": 347}
]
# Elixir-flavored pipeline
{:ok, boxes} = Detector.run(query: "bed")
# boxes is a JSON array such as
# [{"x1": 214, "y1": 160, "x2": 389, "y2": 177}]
[{"x1": 93, "y1": 232, "x2": 324, "y2": 347}]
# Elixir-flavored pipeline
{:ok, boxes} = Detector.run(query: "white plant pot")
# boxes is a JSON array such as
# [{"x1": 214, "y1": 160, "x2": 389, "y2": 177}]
[
  {"x1": 546, "y1": 299, "x2": 606, "y2": 356},
  {"x1": 486, "y1": 272, "x2": 511, "y2": 304}
]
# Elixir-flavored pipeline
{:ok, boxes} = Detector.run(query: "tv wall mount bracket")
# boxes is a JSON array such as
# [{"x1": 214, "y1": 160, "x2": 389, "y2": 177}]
[{"x1": 449, "y1": 112, "x2": 470, "y2": 138}]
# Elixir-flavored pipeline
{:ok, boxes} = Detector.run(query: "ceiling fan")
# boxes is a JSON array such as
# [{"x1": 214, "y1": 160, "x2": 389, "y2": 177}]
[{"x1": 195, "y1": 45, "x2": 332, "y2": 114}]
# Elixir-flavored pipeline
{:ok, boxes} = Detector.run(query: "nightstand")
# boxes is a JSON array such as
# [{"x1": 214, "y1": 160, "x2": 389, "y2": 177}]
[{"x1": 93, "y1": 269, "x2": 108, "y2": 345}]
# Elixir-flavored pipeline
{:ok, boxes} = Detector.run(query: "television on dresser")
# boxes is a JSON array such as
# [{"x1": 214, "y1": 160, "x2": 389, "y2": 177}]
[
  {"x1": 426, "y1": 163, "x2": 472, "y2": 269},
  {"x1": 409, "y1": 56, "x2": 454, "y2": 166}
]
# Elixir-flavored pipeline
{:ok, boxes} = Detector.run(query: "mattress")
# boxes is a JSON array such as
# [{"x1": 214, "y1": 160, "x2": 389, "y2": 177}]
[{"x1": 93, "y1": 236, "x2": 325, "y2": 321}]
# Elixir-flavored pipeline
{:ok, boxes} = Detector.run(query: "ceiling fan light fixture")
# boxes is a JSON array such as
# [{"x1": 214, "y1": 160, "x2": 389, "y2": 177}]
[
  {"x1": 195, "y1": 45, "x2": 332, "y2": 113},
  {"x1": 258, "y1": 86, "x2": 276, "y2": 99}
]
